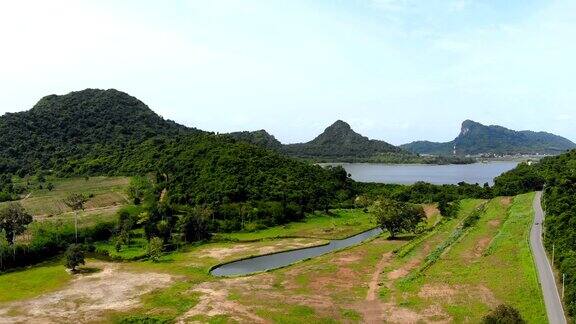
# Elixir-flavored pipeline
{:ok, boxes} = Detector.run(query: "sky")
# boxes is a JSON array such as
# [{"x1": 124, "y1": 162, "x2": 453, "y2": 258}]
[{"x1": 0, "y1": 0, "x2": 575, "y2": 145}]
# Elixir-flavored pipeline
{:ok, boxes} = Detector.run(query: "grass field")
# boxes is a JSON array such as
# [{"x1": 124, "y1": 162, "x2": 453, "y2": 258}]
[
  {"x1": 0, "y1": 261, "x2": 70, "y2": 303},
  {"x1": 388, "y1": 193, "x2": 546, "y2": 322},
  {"x1": 0, "y1": 176, "x2": 130, "y2": 218}
]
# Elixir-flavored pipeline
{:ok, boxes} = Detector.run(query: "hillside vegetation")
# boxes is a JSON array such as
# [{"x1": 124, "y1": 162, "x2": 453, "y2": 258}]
[
  {"x1": 493, "y1": 149, "x2": 576, "y2": 316},
  {"x1": 0, "y1": 90, "x2": 355, "y2": 261},
  {"x1": 0, "y1": 89, "x2": 193, "y2": 175},
  {"x1": 402, "y1": 119, "x2": 575, "y2": 156}
]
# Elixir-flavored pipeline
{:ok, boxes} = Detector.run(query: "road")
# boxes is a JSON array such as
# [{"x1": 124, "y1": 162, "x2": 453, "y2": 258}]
[{"x1": 531, "y1": 192, "x2": 567, "y2": 324}]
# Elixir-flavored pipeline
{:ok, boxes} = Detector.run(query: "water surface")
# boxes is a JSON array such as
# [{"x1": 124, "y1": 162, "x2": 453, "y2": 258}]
[
  {"x1": 211, "y1": 227, "x2": 383, "y2": 277},
  {"x1": 329, "y1": 162, "x2": 518, "y2": 185}
]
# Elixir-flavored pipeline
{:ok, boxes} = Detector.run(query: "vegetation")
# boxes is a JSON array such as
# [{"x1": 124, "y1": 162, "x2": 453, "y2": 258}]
[
  {"x1": 218, "y1": 208, "x2": 375, "y2": 241},
  {"x1": 356, "y1": 181, "x2": 492, "y2": 204},
  {"x1": 370, "y1": 198, "x2": 426, "y2": 238},
  {"x1": 402, "y1": 119, "x2": 575, "y2": 156},
  {"x1": 0, "y1": 89, "x2": 192, "y2": 175},
  {"x1": 0, "y1": 261, "x2": 71, "y2": 302},
  {"x1": 64, "y1": 244, "x2": 85, "y2": 272},
  {"x1": 0, "y1": 202, "x2": 33, "y2": 245},
  {"x1": 147, "y1": 237, "x2": 164, "y2": 262},
  {"x1": 391, "y1": 195, "x2": 545, "y2": 322},
  {"x1": 494, "y1": 149, "x2": 576, "y2": 316},
  {"x1": 0, "y1": 89, "x2": 357, "y2": 251},
  {"x1": 0, "y1": 174, "x2": 21, "y2": 202},
  {"x1": 483, "y1": 305, "x2": 526, "y2": 324},
  {"x1": 63, "y1": 193, "x2": 88, "y2": 242}
]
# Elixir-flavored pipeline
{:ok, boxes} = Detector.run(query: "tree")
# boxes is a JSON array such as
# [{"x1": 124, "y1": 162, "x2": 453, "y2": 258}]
[
  {"x1": 64, "y1": 244, "x2": 85, "y2": 272},
  {"x1": 438, "y1": 197, "x2": 460, "y2": 219},
  {"x1": 63, "y1": 193, "x2": 88, "y2": 242},
  {"x1": 0, "y1": 202, "x2": 33, "y2": 248},
  {"x1": 0, "y1": 231, "x2": 9, "y2": 269},
  {"x1": 177, "y1": 206, "x2": 212, "y2": 243},
  {"x1": 482, "y1": 304, "x2": 525, "y2": 324},
  {"x1": 370, "y1": 198, "x2": 426, "y2": 238},
  {"x1": 147, "y1": 237, "x2": 163, "y2": 262},
  {"x1": 117, "y1": 210, "x2": 135, "y2": 245}
]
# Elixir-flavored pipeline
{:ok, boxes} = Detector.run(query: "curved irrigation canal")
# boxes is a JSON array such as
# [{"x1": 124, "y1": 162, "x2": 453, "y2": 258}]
[{"x1": 210, "y1": 227, "x2": 383, "y2": 277}]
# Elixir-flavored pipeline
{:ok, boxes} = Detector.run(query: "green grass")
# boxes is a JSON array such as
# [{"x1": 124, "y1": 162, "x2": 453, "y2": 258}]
[
  {"x1": 95, "y1": 237, "x2": 148, "y2": 260},
  {"x1": 217, "y1": 209, "x2": 376, "y2": 241},
  {"x1": 0, "y1": 261, "x2": 71, "y2": 303},
  {"x1": 1, "y1": 176, "x2": 130, "y2": 217},
  {"x1": 394, "y1": 194, "x2": 546, "y2": 323}
]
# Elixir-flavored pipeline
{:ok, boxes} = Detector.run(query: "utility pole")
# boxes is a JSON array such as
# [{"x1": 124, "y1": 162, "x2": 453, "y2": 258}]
[
  {"x1": 562, "y1": 273, "x2": 565, "y2": 300},
  {"x1": 552, "y1": 244, "x2": 555, "y2": 268}
]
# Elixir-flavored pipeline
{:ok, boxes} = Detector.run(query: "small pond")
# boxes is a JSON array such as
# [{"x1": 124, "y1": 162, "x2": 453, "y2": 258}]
[{"x1": 210, "y1": 227, "x2": 383, "y2": 277}]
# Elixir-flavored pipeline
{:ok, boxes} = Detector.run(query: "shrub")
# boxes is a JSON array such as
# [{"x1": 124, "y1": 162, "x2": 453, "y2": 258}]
[
  {"x1": 482, "y1": 304, "x2": 525, "y2": 324},
  {"x1": 65, "y1": 244, "x2": 85, "y2": 272},
  {"x1": 147, "y1": 237, "x2": 163, "y2": 262}
]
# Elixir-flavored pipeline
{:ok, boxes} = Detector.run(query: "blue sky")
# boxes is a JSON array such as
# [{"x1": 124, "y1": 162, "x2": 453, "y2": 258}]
[{"x1": 0, "y1": 0, "x2": 574, "y2": 144}]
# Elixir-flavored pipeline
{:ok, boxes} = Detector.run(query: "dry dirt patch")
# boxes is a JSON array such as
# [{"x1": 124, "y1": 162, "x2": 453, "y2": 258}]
[
  {"x1": 423, "y1": 204, "x2": 440, "y2": 218},
  {"x1": 201, "y1": 238, "x2": 326, "y2": 259},
  {"x1": 0, "y1": 262, "x2": 173, "y2": 323}
]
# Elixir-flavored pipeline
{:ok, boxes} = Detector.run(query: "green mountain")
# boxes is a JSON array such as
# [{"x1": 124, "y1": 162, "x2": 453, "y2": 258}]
[
  {"x1": 284, "y1": 120, "x2": 403, "y2": 159},
  {"x1": 0, "y1": 89, "x2": 193, "y2": 174},
  {"x1": 0, "y1": 89, "x2": 353, "y2": 228},
  {"x1": 401, "y1": 120, "x2": 575, "y2": 156}
]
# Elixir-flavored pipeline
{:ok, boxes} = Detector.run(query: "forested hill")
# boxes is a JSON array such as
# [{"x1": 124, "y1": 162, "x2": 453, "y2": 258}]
[
  {"x1": 0, "y1": 89, "x2": 194, "y2": 174},
  {"x1": 0, "y1": 89, "x2": 354, "y2": 228},
  {"x1": 284, "y1": 120, "x2": 403, "y2": 159},
  {"x1": 401, "y1": 120, "x2": 575, "y2": 156},
  {"x1": 230, "y1": 120, "x2": 406, "y2": 160}
]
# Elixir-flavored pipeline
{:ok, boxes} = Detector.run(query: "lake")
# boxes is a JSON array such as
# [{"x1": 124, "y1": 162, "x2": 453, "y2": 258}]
[{"x1": 326, "y1": 161, "x2": 518, "y2": 185}]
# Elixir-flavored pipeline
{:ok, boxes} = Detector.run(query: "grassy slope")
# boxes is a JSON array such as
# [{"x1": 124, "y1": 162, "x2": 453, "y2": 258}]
[{"x1": 394, "y1": 193, "x2": 546, "y2": 322}]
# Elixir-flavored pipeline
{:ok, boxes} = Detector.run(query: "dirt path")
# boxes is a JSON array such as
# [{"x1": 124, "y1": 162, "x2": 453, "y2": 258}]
[
  {"x1": 0, "y1": 262, "x2": 174, "y2": 323},
  {"x1": 361, "y1": 252, "x2": 393, "y2": 323},
  {"x1": 177, "y1": 283, "x2": 269, "y2": 324}
]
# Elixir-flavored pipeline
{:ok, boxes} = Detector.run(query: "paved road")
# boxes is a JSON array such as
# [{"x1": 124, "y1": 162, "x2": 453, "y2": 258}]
[{"x1": 531, "y1": 192, "x2": 567, "y2": 324}]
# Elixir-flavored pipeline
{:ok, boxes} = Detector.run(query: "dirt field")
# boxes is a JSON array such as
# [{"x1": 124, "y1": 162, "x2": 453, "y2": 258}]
[{"x1": 0, "y1": 261, "x2": 174, "y2": 323}]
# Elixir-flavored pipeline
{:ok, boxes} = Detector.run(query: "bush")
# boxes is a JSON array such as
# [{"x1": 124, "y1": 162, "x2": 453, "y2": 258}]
[
  {"x1": 147, "y1": 237, "x2": 163, "y2": 262},
  {"x1": 0, "y1": 219, "x2": 115, "y2": 271},
  {"x1": 482, "y1": 304, "x2": 525, "y2": 324},
  {"x1": 65, "y1": 244, "x2": 85, "y2": 272}
]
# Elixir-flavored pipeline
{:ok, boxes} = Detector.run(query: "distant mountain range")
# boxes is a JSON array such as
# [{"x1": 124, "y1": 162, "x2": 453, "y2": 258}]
[
  {"x1": 401, "y1": 120, "x2": 576, "y2": 156},
  {"x1": 230, "y1": 120, "x2": 404, "y2": 161},
  {"x1": 229, "y1": 121, "x2": 472, "y2": 164}
]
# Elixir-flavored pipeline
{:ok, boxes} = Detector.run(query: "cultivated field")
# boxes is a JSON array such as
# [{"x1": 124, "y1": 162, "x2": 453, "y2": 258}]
[{"x1": 1, "y1": 176, "x2": 130, "y2": 225}]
